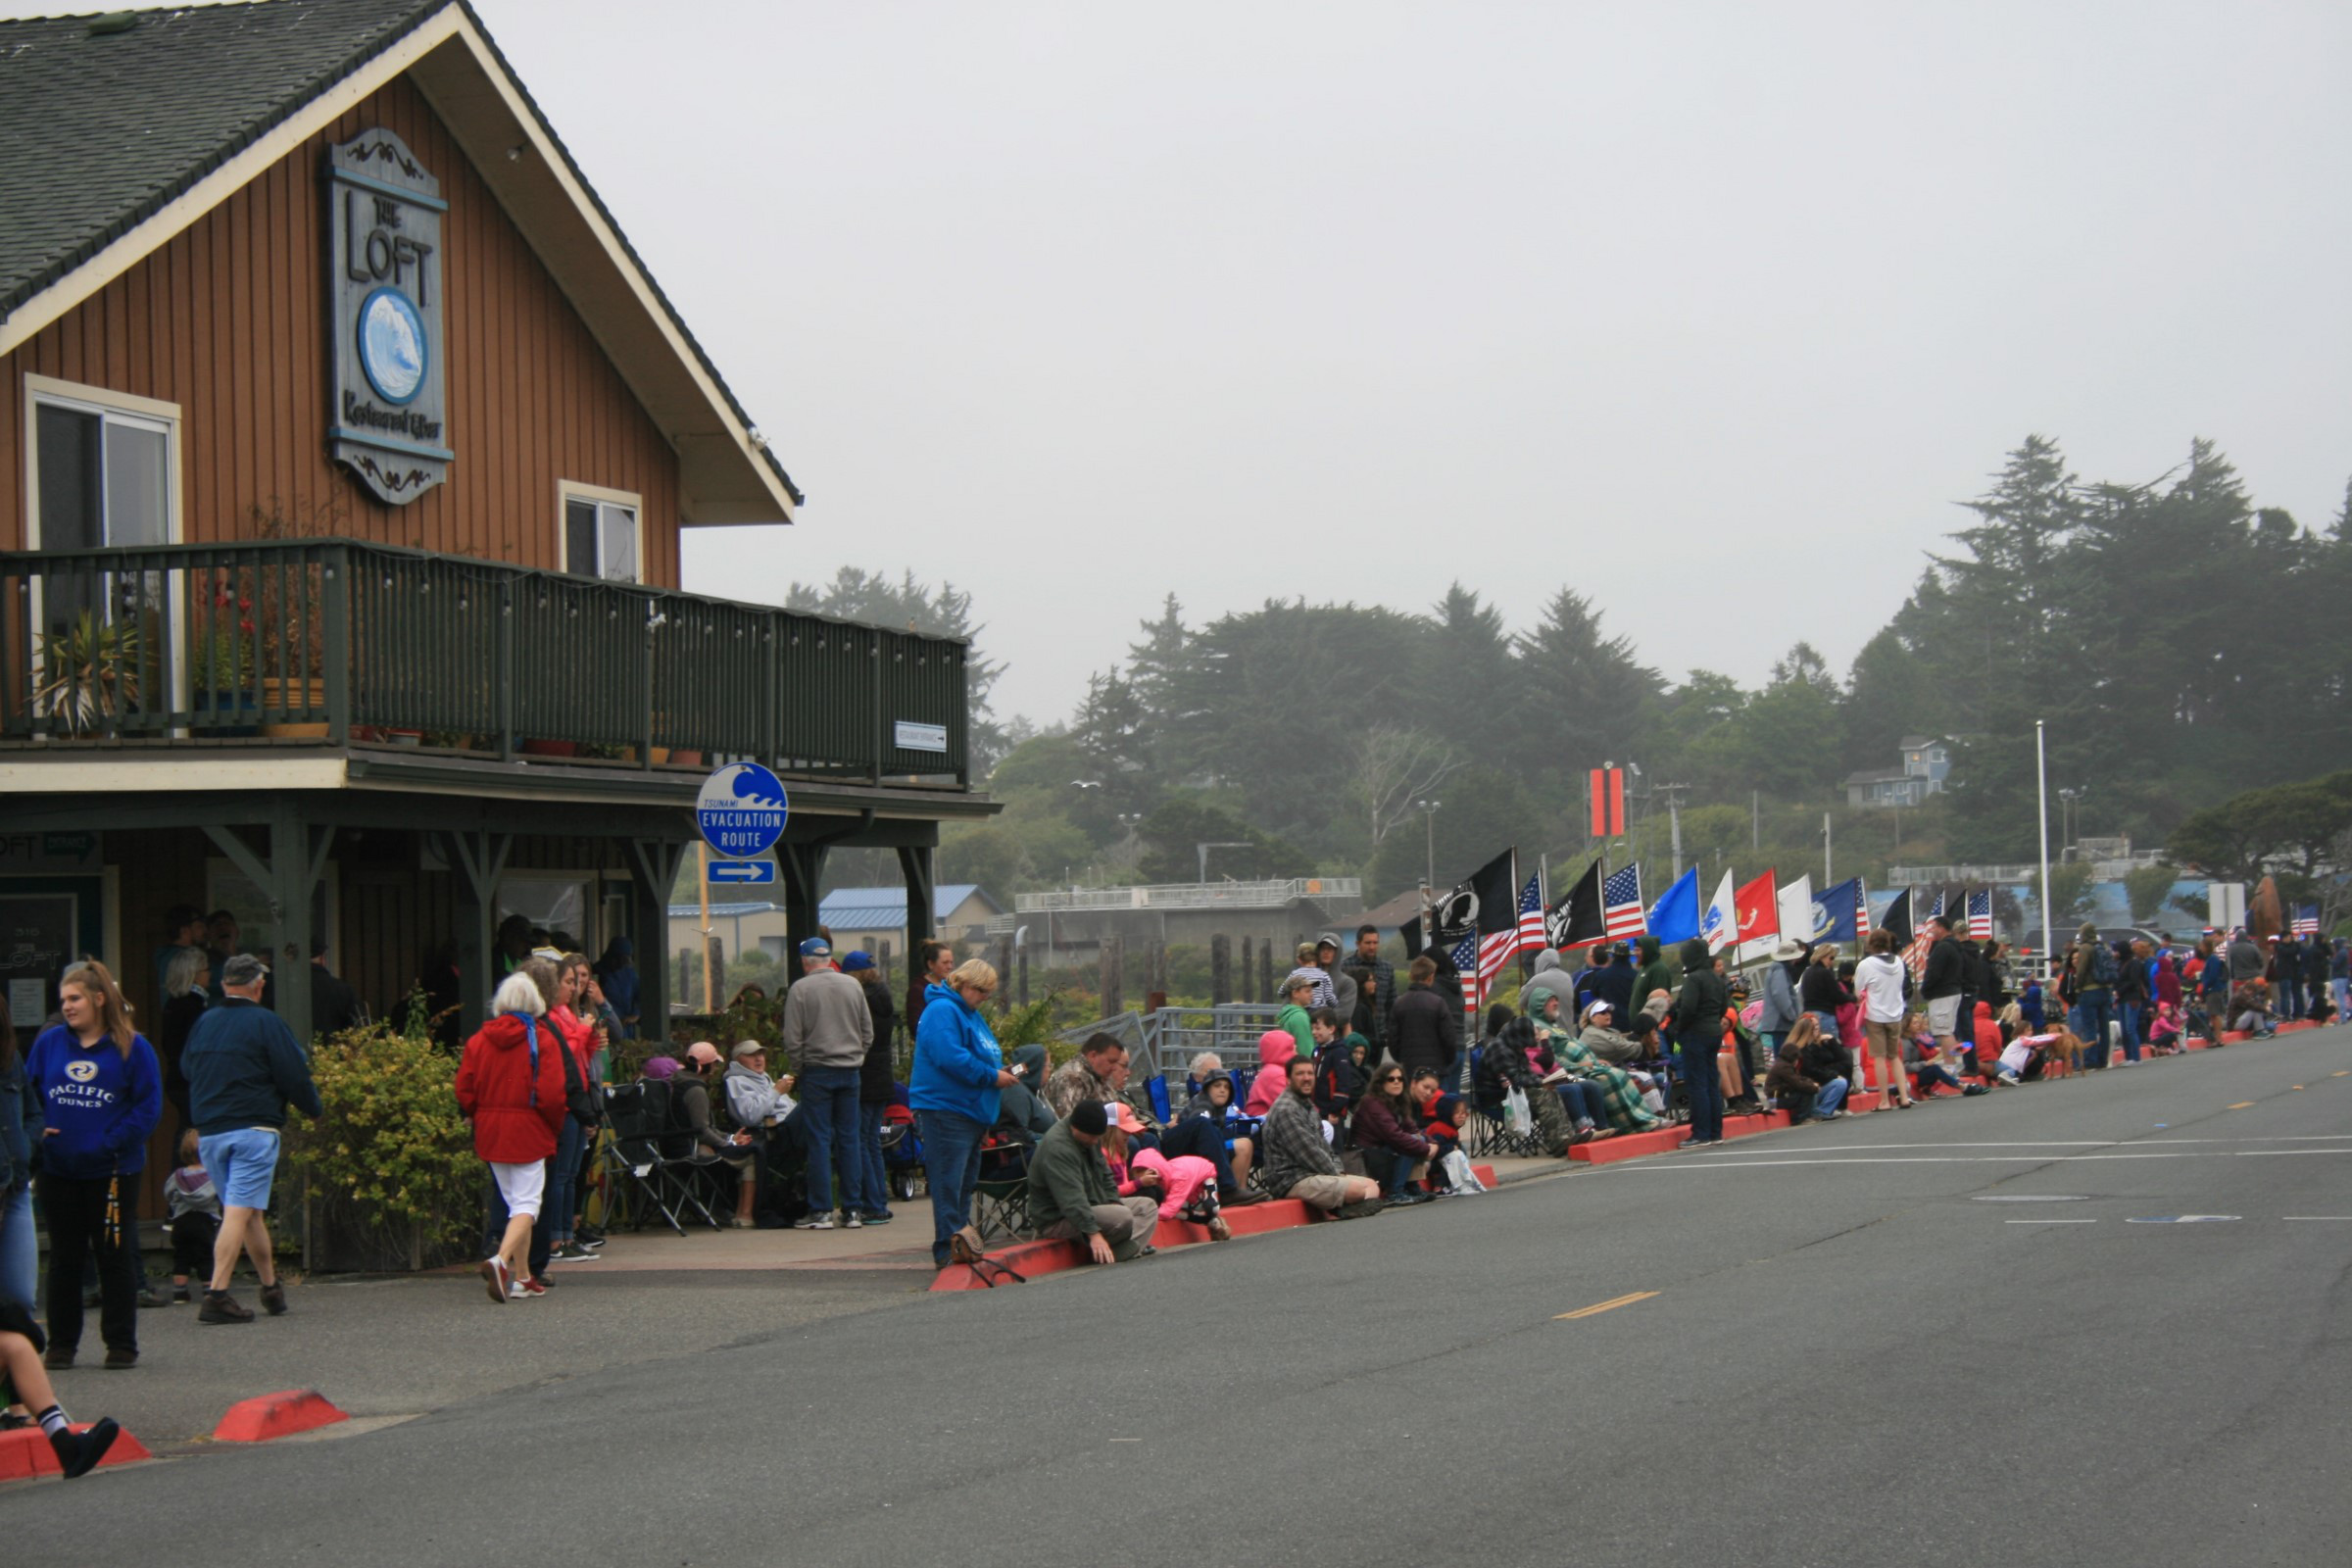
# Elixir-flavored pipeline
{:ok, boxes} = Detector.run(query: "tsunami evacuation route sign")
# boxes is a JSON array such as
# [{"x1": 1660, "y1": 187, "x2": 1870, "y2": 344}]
[{"x1": 697, "y1": 762, "x2": 790, "y2": 872}]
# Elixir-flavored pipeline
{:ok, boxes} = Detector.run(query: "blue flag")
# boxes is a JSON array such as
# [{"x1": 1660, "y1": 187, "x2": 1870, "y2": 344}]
[
  {"x1": 1815, "y1": 877, "x2": 1864, "y2": 944},
  {"x1": 1647, "y1": 866, "x2": 1701, "y2": 945}
]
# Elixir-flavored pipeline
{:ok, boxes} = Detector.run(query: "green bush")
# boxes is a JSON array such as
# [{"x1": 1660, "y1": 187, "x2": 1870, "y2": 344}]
[{"x1": 285, "y1": 1000, "x2": 481, "y2": 1270}]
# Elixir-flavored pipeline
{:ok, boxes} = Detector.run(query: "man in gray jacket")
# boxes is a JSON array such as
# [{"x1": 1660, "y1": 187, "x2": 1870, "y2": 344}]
[{"x1": 780, "y1": 938, "x2": 873, "y2": 1230}]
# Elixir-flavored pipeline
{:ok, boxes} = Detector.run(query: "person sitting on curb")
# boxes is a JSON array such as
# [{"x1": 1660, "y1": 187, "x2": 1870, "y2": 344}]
[
  {"x1": 1103, "y1": 1104, "x2": 1231, "y2": 1240},
  {"x1": 1787, "y1": 1014, "x2": 1849, "y2": 1118},
  {"x1": 1026, "y1": 1101, "x2": 1160, "y2": 1264},
  {"x1": 1765, "y1": 1042, "x2": 1825, "y2": 1124},
  {"x1": 1349, "y1": 1063, "x2": 1436, "y2": 1204},
  {"x1": 181, "y1": 952, "x2": 321, "y2": 1324},
  {"x1": 0, "y1": 1300, "x2": 121, "y2": 1478},
  {"x1": 1245, "y1": 1032, "x2": 1296, "y2": 1115},
  {"x1": 1172, "y1": 1069, "x2": 1262, "y2": 1203},
  {"x1": 1258, "y1": 1054, "x2": 1384, "y2": 1217}
]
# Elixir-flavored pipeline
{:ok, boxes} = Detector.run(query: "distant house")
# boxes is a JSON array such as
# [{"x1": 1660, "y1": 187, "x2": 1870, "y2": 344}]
[
  {"x1": 666, "y1": 884, "x2": 1002, "y2": 965},
  {"x1": 1842, "y1": 735, "x2": 1952, "y2": 808},
  {"x1": 820, "y1": 884, "x2": 1003, "y2": 956}
]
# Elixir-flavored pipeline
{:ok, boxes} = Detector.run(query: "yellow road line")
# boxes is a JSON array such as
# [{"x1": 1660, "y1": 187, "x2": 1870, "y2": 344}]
[
  {"x1": 1555, "y1": 1291, "x2": 1658, "y2": 1320},
  {"x1": 2230, "y1": 1102, "x2": 2257, "y2": 1109}
]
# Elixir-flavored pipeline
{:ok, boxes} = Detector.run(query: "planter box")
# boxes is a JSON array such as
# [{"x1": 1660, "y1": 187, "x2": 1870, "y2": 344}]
[
  {"x1": 520, "y1": 738, "x2": 577, "y2": 758},
  {"x1": 260, "y1": 676, "x2": 328, "y2": 738}
]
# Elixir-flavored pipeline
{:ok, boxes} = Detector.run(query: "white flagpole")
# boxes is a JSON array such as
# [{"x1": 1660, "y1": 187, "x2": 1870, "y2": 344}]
[{"x1": 2035, "y1": 718, "x2": 2054, "y2": 980}]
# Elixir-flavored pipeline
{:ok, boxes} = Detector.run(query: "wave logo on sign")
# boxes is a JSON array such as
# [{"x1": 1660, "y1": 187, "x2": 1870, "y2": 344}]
[{"x1": 696, "y1": 762, "x2": 790, "y2": 858}]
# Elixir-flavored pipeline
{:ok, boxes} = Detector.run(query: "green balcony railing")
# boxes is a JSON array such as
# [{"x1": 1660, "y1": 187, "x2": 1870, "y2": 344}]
[{"x1": 0, "y1": 539, "x2": 970, "y2": 788}]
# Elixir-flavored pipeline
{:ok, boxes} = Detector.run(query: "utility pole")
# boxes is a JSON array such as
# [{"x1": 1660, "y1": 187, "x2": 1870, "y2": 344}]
[
  {"x1": 1654, "y1": 782, "x2": 1690, "y2": 879},
  {"x1": 2036, "y1": 720, "x2": 2054, "y2": 976},
  {"x1": 697, "y1": 840, "x2": 713, "y2": 1010},
  {"x1": 1823, "y1": 811, "x2": 1833, "y2": 886},
  {"x1": 1415, "y1": 799, "x2": 1442, "y2": 891}
]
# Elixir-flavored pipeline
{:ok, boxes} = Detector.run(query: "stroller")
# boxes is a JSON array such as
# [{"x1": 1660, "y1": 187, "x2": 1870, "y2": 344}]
[{"x1": 880, "y1": 1085, "x2": 922, "y2": 1203}]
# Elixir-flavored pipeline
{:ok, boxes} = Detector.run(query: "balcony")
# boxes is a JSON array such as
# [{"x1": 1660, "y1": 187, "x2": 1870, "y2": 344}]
[{"x1": 1, "y1": 540, "x2": 971, "y2": 790}]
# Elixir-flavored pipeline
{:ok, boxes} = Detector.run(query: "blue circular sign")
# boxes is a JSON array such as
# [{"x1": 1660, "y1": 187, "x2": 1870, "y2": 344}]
[
  {"x1": 358, "y1": 286, "x2": 427, "y2": 405},
  {"x1": 697, "y1": 762, "x2": 789, "y2": 858}
]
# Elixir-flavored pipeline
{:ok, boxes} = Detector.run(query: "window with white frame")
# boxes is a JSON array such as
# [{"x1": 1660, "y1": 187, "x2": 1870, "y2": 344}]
[
  {"x1": 561, "y1": 483, "x2": 640, "y2": 583},
  {"x1": 25, "y1": 375, "x2": 178, "y2": 555}
]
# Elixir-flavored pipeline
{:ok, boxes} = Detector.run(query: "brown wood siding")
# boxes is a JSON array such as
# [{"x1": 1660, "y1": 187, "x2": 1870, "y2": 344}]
[{"x1": 0, "y1": 74, "x2": 682, "y2": 584}]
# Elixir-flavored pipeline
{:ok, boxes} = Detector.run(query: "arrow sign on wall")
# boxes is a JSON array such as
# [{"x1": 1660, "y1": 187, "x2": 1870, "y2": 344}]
[{"x1": 708, "y1": 858, "x2": 777, "y2": 885}]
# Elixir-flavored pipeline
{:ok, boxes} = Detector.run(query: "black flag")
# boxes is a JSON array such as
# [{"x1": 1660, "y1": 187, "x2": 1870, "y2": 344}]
[
  {"x1": 1881, "y1": 886, "x2": 1913, "y2": 949},
  {"x1": 1552, "y1": 859, "x2": 1605, "y2": 948}
]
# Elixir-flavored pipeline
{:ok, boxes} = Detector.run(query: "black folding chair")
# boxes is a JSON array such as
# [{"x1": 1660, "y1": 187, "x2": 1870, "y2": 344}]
[{"x1": 603, "y1": 1082, "x2": 722, "y2": 1233}]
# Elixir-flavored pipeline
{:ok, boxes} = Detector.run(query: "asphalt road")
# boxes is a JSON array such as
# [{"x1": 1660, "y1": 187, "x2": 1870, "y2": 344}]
[{"x1": 8, "y1": 1026, "x2": 2351, "y2": 1566}]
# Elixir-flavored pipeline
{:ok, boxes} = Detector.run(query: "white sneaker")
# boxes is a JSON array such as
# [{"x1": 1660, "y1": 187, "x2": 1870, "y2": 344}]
[
  {"x1": 842, "y1": 1211, "x2": 862, "y2": 1230},
  {"x1": 793, "y1": 1214, "x2": 835, "y2": 1231}
]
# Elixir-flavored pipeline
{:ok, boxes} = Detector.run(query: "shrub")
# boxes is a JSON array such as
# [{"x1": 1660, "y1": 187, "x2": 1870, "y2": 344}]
[{"x1": 285, "y1": 999, "x2": 480, "y2": 1270}]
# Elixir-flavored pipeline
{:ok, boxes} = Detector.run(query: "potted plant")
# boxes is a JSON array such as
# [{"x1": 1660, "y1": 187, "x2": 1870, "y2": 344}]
[
  {"x1": 32, "y1": 612, "x2": 142, "y2": 736},
  {"x1": 190, "y1": 577, "x2": 259, "y2": 734}
]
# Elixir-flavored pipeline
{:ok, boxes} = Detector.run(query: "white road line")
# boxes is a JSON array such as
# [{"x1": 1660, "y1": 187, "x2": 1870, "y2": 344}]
[
  {"x1": 2005, "y1": 1219, "x2": 2096, "y2": 1224},
  {"x1": 1633, "y1": 1150, "x2": 2352, "y2": 1169},
  {"x1": 2282, "y1": 1216, "x2": 2352, "y2": 1221}
]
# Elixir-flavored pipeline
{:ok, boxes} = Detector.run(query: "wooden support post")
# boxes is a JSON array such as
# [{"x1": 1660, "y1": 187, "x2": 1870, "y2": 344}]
[
  {"x1": 1210, "y1": 934, "x2": 1231, "y2": 1004},
  {"x1": 1102, "y1": 935, "x2": 1124, "y2": 1017}
]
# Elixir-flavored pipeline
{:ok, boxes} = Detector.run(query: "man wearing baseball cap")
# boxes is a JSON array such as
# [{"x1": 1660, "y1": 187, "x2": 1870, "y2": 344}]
[
  {"x1": 180, "y1": 953, "x2": 320, "y2": 1324},
  {"x1": 780, "y1": 937, "x2": 873, "y2": 1231}
]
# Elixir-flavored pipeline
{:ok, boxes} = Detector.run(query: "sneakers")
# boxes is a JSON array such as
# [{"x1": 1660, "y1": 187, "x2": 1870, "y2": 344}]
[
  {"x1": 481, "y1": 1256, "x2": 512, "y2": 1305},
  {"x1": 842, "y1": 1211, "x2": 862, "y2": 1230},
  {"x1": 259, "y1": 1281, "x2": 287, "y2": 1316},
  {"x1": 197, "y1": 1291, "x2": 254, "y2": 1325},
  {"x1": 50, "y1": 1418, "x2": 122, "y2": 1480},
  {"x1": 573, "y1": 1225, "x2": 606, "y2": 1247},
  {"x1": 858, "y1": 1209, "x2": 894, "y2": 1225},
  {"x1": 553, "y1": 1242, "x2": 599, "y2": 1262},
  {"x1": 793, "y1": 1214, "x2": 836, "y2": 1231},
  {"x1": 1206, "y1": 1214, "x2": 1234, "y2": 1242},
  {"x1": 512, "y1": 1276, "x2": 548, "y2": 1300}
]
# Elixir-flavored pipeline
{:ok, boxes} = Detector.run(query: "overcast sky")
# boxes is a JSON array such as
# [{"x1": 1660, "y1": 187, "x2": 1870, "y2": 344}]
[{"x1": 34, "y1": 1, "x2": 2352, "y2": 723}]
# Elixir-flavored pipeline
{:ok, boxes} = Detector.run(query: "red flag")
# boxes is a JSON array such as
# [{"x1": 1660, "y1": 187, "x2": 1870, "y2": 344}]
[{"x1": 1734, "y1": 869, "x2": 1779, "y2": 944}]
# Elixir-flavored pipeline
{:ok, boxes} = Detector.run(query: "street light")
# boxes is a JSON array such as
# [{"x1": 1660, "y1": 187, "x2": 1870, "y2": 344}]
[{"x1": 1415, "y1": 799, "x2": 1442, "y2": 891}]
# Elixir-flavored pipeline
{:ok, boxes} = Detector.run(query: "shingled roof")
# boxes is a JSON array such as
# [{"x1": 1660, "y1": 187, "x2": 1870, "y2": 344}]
[{"x1": 0, "y1": 0, "x2": 802, "y2": 508}]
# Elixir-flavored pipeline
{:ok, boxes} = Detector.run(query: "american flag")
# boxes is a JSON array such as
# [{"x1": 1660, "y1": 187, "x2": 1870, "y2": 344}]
[
  {"x1": 2291, "y1": 905, "x2": 2320, "y2": 937},
  {"x1": 1603, "y1": 863, "x2": 1645, "y2": 939},
  {"x1": 1904, "y1": 889, "x2": 1942, "y2": 976},
  {"x1": 1966, "y1": 889, "x2": 1992, "y2": 939},
  {"x1": 1513, "y1": 871, "x2": 1547, "y2": 955},
  {"x1": 1450, "y1": 933, "x2": 1482, "y2": 1011}
]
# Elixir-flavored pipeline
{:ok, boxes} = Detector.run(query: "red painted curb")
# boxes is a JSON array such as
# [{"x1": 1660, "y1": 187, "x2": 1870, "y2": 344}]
[
  {"x1": 930, "y1": 1163, "x2": 1504, "y2": 1290},
  {"x1": 1569, "y1": 1109, "x2": 1794, "y2": 1164},
  {"x1": 213, "y1": 1390, "x2": 350, "y2": 1444},
  {"x1": 0, "y1": 1423, "x2": 152, "y2": 1481}
]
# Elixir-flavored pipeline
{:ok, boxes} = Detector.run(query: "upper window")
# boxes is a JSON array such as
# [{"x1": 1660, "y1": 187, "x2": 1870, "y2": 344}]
[
  {"x1": 561, "y1": 483, "x2": 640, "y2": 583},
  {"x1": 25, "y1": 375, "x2": 177, "y2": 552}
]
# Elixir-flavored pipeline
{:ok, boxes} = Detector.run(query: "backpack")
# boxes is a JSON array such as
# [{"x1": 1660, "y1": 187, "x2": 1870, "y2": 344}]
[
  {"x1": 2089, "y1": 942, "x2": 2118, "y2": 987},
  {"x1": 522, "y1": 1013, "x2": 600, "y2": 1124}
]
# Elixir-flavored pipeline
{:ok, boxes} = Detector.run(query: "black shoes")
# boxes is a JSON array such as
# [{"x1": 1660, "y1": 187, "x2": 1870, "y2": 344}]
[
  {"x1": 198, "y1": 1291, "x2": 254, "y2": 1325},
  {"x1": 102, "y1": 1348, "x2": 136, "y2": 1370},
  {"x1": 259, "y1": 1281, "x2": 288, "y2": 1317},
  {"x1": 50, "y1": 1417, "x2": 122, "y2": 1479}
]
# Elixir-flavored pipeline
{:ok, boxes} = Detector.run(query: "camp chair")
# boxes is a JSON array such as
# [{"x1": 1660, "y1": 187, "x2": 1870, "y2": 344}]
[
  {"x1": 602, "y1": 1082, "x2": 703, "y2": 1235},
  {"x1": 969, "y1": 1129, "x2": 1036, "y2": 1243}
]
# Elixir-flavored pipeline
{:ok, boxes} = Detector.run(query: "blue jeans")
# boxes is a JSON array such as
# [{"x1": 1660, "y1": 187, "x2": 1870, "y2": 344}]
[
  {"x1": 797, "y1": 1066, "x2": 861, "y2": 1215},
  {"x1": 0, "y1": 1182, "x2": 33, "y2": 1311},
  {"x1": 1553, "y1": 1080, "x2": 1605, "y2": 1129},
  {"x1": 1815, "y1": 1076, "x2": 1848, "y2": 1114},
  {"x1": 2117, "y1": 1003, "x2": 2143, "y2": 1063},
  {"x1": 1677, "y1": 1032, "x2": 1724, "y2": 1142},
  {"x1": 546, "y1": 1114, "x2": 586, "y2": 1243},
  {"x1": 916, "y1": 1109, "x2": 987, "y2": 1265},
  {"x1": 2280, "y1": 977, "x2": 2302, "y2": 1019},
  {"x1": 2071, "y1": 989, "x2": 2115, "y2": 1068},
  {"x1": 857, "y1": 1102, "x2": 891, "y2": 1217},
  {"x1": 1375, "y1": 1148, "x2": 1421, "y2": 1198}
]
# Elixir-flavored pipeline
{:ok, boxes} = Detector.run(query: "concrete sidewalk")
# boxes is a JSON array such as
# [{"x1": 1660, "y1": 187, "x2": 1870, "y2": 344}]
[{"x1": 22, "y1": 1155, "x2": 1569, "y2": 1460}]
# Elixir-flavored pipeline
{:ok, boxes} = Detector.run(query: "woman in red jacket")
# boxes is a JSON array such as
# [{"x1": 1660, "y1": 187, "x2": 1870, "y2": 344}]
[{"x1": 456, "y1": 967, "x2": 568, "y2": 1304}]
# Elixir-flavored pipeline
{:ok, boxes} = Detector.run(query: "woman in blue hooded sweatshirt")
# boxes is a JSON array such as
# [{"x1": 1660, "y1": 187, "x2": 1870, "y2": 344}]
[
  {"x1": 909, "y1": 958, "x2": 1012, "y2": 1269},
  {"x1": 25, "y1": 960, "x2": 162, "y2": 1369}
]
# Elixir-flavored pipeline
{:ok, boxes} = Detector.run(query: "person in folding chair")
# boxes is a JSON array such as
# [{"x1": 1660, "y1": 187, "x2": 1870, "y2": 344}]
[{"x1": 1026, "y1": 1101, "x2": 1161, "y2": 1264}]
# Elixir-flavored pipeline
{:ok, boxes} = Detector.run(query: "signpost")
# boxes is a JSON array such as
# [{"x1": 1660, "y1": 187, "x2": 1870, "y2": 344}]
[{"x1": 696, "y1": 763, "x2": 790, "y2": 1004}]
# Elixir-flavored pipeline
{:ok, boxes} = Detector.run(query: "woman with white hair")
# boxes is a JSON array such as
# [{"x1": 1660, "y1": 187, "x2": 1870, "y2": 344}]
[{"x1": 455, "y1": 965, "x2": 569, "y2": 1303}]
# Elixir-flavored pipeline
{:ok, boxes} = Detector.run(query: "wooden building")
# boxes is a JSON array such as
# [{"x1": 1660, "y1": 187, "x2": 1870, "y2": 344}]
[{"x1": 0, "y1": 0, "x2": 990, "y2": 1202}]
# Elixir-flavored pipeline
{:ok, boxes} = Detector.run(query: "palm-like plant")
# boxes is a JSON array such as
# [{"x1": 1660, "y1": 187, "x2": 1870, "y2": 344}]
[{"x1": 33, "y1": 612, "x2": 142, "y2": 734}]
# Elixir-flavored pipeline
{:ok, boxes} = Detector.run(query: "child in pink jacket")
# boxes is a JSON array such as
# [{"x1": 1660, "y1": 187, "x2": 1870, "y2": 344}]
[{"x1": 1104, "y1": 1105, "x2": 1224, "y2": 1227}]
